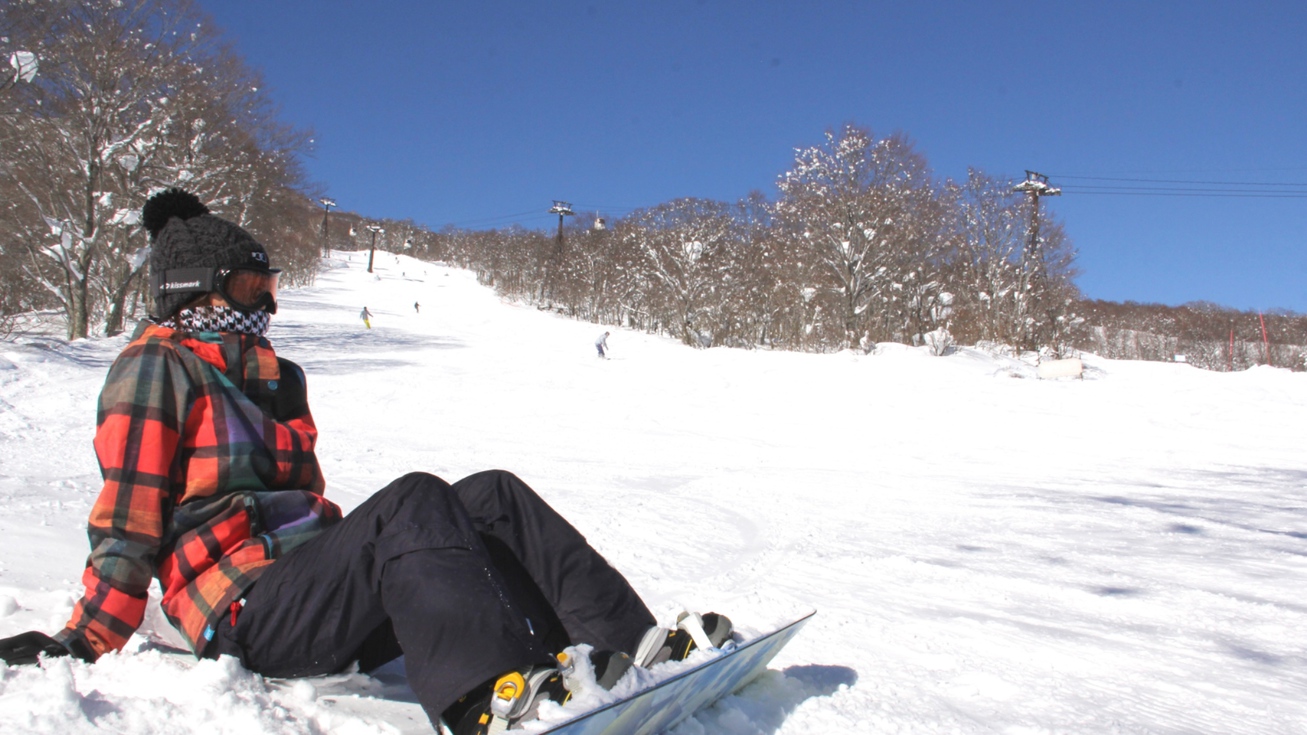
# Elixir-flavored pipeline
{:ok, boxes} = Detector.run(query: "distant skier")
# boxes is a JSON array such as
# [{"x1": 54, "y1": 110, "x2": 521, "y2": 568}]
[
  {"x1": 414, "y1": 301, "x2": 421, "y2": 314},
  {"x1": 595, "y1": 331, "x2": 610, "y2": 359},
  {"x1": 360, "y1": 306, "x2": 373, "y2": 329}
]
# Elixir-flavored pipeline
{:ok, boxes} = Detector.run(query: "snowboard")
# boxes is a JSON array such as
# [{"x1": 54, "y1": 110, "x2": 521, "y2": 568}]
[{"x1": 537, "y1": 611, "x2": 815, "y2": 735}]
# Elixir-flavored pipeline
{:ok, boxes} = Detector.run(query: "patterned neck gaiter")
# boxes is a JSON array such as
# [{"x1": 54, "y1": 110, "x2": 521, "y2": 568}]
[{"x1": 159, "y1": 304, "x2": 271, "y2": 337}]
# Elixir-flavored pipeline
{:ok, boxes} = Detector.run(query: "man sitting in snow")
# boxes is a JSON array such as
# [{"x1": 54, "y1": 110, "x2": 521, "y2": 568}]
[{"x1": 0, "y1": 189, "x2": 730, "y2": 734}]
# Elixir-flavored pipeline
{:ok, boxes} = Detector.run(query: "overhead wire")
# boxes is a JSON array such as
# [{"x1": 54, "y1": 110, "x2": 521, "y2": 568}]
[
  {"x1": 445, "y1": 209, "x2": 552, "y2": 228},
  {"x1": 439, "y1": 173, "x2": 1307, "y2": 226},
  {"x1": 1051, "y1": 174, "x2": 1307, "y2": 187},
  {"x1": 1048, "y1": 173, "x2": 1307, "y2": 199},
  {"x1": 1059, "y1": 190, "x2": 1307, "y2": 198},
  {"x1": 571, "y1": 202, "x2": 642, "y2": 214},
  {"x1": 440, "y1": 201, "x2": 651, "y2": 230}
]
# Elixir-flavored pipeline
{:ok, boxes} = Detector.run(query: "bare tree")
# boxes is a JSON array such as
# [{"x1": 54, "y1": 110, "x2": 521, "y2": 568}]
[
  {"x1": 616, "y1": 198, "x2": 740, "y2": 347},
  {"x1": 1, "y1": 0, "x2": 221, "y2": 337},
  {"x1": 946, "y1": 169, "x2": 1027, "y2": 345},
  {"x1": 1015, "y1": 206, "x2": 1079, "y2": 354},
  {"x1": 0, "y1": 0, "x2": 316, "y2": 337},
  {"x1": 775, "y1": 125, "x2": 942, "y2": 350}
]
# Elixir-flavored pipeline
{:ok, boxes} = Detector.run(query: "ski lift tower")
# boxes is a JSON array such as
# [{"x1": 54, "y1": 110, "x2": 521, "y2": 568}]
[
  {"x1": 1012, "y1": 171, "x2": 1062, "y2": 350},
  {"x1": 365, "y1": 224, "x2": 384, "y2": 274},
  {"x1": 549, "y1": 200, "x2": 575, "y2": 243},
  {"x1": 319, "y1": 198, "x2": 336, "y2": 257},
  {"x1": 1013, "y1": 171, "x2": 1061, "y2": 276}
]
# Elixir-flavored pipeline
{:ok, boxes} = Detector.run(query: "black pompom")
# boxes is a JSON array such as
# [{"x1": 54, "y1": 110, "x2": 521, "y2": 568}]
[{"x1": 141, "y1": 188, "x2": 209, "y2": 238}]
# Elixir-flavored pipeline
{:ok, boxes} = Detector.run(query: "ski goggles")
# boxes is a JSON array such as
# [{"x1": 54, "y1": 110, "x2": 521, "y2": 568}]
[{"x1": 154, "y1": 266, "x2": 281, "y2": 314}]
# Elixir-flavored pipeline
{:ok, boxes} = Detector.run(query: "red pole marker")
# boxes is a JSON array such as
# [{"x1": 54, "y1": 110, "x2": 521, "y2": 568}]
[{"x1": 1259, "y1": 313, "x2": 1271, "y2": 366}]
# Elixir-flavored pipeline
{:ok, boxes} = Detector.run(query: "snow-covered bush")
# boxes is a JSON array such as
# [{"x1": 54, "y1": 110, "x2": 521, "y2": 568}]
[{"x1": 923, "y1": 327, "x2": 954, "y2": 356}]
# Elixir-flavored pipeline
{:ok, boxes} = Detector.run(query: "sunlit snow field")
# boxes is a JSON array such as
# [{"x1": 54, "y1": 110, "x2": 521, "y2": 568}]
[{"x1": 1, "y1": 252, "x2": 1304, "y2": 734}]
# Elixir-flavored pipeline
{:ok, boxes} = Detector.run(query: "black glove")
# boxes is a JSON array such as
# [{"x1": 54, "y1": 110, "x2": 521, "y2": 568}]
[
  {"x1": 0, "y1": 630, "x2": 97, "y2": 665},
  {"x1": 0, "y1": 631, "x2": 69, "y2": 666}
]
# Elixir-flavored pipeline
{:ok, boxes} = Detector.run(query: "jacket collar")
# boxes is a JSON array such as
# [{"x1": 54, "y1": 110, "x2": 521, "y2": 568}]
[{"x1": 130, "y1": 319, "x2": 270, "y2": 377}]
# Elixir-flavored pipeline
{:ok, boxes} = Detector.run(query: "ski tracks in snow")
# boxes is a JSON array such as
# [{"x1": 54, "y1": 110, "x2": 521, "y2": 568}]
[{"x1": 4, "y1": 254, "x2": 1306, "y2": 735}]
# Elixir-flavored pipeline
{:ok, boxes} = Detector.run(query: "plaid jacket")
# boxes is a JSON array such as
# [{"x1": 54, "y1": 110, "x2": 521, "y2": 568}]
[{"x1": 57, "y1": 321, "x2": 340, "y2": 658}]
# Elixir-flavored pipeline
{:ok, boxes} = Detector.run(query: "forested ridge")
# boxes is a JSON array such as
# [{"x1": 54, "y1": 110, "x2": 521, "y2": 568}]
[{"x1": 3, "y1": 0, "x2": 1301, "y2": 370}]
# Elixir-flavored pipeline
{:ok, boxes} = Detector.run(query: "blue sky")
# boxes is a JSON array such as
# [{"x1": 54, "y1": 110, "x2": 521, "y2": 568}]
[{"x1": 198, "y1": 1, "x2": 1307, "y2": 313}]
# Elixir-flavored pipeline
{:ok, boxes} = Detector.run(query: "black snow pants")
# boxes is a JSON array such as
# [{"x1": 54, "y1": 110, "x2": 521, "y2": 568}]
[{"x1": 204, "y1": 470, "x2": 655, "y2": 725}]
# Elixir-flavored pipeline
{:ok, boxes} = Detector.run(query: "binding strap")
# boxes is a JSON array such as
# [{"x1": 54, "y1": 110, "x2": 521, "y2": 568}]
[{"x1": 677, "y1": 611, "x2": 716, "y2": 652}]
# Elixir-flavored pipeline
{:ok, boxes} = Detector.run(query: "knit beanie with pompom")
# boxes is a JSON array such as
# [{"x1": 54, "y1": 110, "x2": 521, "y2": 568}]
[{"x1": 143, "y1": 188, "x2": 273, "y2": 318}]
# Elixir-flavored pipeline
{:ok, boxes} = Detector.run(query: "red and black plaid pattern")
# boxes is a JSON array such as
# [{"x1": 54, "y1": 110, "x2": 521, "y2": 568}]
[{"x1": 57, "y1": 322, "x2": 340, "y2": 658}]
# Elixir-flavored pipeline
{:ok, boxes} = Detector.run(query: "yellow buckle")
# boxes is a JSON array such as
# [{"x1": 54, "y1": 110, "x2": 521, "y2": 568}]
[{"x1": 491, "y1": 671, "x2": 526, "y2": 718}]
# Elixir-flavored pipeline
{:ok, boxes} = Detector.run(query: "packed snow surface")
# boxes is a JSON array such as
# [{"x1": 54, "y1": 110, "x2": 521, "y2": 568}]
[{"x1": 1, "y1": 252, "x2": 1304, "y2": 734}]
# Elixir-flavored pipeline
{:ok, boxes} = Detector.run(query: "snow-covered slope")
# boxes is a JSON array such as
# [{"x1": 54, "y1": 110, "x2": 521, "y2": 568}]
[{"x1": 1, "y1": 252, "x2": 1304, "y2": 734}]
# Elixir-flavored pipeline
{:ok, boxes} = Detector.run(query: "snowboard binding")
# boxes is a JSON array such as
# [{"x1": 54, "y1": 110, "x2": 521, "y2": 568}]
[
  {"x1": 444, "y1": 611, "x2": 734, "y2": 734},
  {"x1": 445, "y1": 654, "x2": 573, "y2": 735},
  {"x1": 589, "y1": 611, "x2": 736, "y2": 692}
]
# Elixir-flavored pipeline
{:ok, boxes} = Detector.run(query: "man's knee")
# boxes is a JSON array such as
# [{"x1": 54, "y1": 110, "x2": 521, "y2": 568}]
[
  {"x1": 372, "y1": 472, "x2": 459, "y2": 514},
  {"x1": 454, "y1": 470, "x2": 536, "y2": 502},
  {"x1": 451, "y1": 470, "x2": 547, "y2": 518},
  {"x1": 367, "y1": 473, "x2": 480, "y2": 557},
  {"x1": 462, "y1": 469, "x2": 518, "y2": 487}
]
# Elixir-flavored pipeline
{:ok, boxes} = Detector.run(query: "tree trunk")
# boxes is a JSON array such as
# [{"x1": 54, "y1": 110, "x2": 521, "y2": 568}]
[
  {"x1": 103, "y1": 265, "x2": 145, "y2": 336},
  {"x1": 66, "y1": 276, "x2": 89, "y2": 340}
]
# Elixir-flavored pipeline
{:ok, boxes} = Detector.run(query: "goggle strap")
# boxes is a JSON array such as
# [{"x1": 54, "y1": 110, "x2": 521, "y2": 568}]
[
  {"x1": 152, "y1": 267, "x2": 278, "y2": 315},
  {"x1": 154, "y1": 268, "x2": 218, "y2": 296}
]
